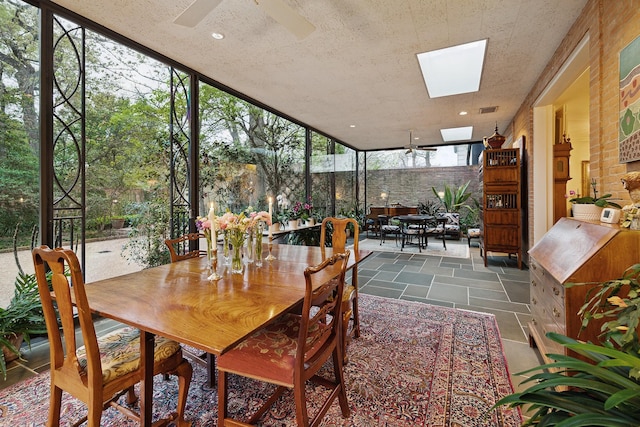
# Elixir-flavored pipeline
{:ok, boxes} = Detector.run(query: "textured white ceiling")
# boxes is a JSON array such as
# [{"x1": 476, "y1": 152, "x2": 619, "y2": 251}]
[{"x1": 51, "y1": 0, "x2": 588, "y2": 150}]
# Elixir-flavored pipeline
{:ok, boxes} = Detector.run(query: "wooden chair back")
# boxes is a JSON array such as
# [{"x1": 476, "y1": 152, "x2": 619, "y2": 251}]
[
  {"x1": 217, "y1": 251, "x2": 351, "y2": 426},
  {"x1": 165, "y1": 232, "x2": 204, "y2": 262},
  {"x1": 320, "y1": 217, "x2": 359, "y2": 253},
  {"x1": 33, "y1": 246, "x2": 102, "y2": 392},
  {"x1": 299, "y1": 250, "x2": 350, "y2": 371},
  {"x1": 32, "y1": 245, "x2": 192, "y2": 426}
]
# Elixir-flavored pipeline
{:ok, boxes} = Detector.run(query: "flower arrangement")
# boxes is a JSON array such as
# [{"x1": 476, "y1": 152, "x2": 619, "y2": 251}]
[
  {"x1": 216, "y1": 208, "x2": 271, "y2": 272},
  {"x1": 569, "y1": 179, "x2": 622, "y2": 208},
  {"x1": 289, "y1": 197, "x2": 314, "y2": 221}
]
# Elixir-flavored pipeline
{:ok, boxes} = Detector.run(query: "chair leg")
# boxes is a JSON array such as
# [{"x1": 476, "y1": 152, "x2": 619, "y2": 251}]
[
  {"x1": 294, "y1": 375, "x2": 311, "y2": 427},
  {"x1": 332, "y1": 347, "x2": 351, "y2": 418},
  {"x1": 87, "y1": 392, "x2": 104, "y2": 427},
  {"x1": 342, "y1": 304, "x2": 353, "y2": 364},
  {"x1": 218, "y1": 371, "x2": 229, "y2": 427},
  {"x1": 173, "y1": 359, "x2": 193, "y2": 426},
  {"x1": 48, "y1": 385, "x2": 63, "y2": 427},
  {"x1": 206, "y1": 353, "x2": 216, "y2": 388},
  {"x1": 124, "y1": 386, "x2": 137, "y2": 405},
  {"x1": 352, "y1": 270, "x2": 360, "y2": 339}
]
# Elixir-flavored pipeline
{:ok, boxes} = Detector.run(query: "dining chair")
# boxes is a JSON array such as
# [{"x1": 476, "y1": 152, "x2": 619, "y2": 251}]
[
  {"x1": 217, "y1": 251, "x2": 351, "y2": 427},
  {"x1": 165, "y1": 232, "x2": 206, "y2": 262},
  {"x1": 378, "y1": 215, "x2": 401, "y2": 246},
  {"x1": 164, "y1": 233, "x2": 216, "y2": 387},
  {"x1": 32, "y1": 245, "x2": 192, "y2": 427},
  {"x1": 319, "y1": 216, "x2": 360, "y2": 360}
]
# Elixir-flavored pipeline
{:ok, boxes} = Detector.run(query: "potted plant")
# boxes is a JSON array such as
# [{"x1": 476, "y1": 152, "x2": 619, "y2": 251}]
[
  {"x1": 431, "y1": 181, "x2": 472, "y2": 213},
  {"x1": 569, "y1": 179, "x2": 622, "y2": 221},
  {"x1": 493, "y1": 264, "x2": 640, "y2": 425},
  {"x1": 1, "y1": 271, "x2": 47, "y2": 379}
]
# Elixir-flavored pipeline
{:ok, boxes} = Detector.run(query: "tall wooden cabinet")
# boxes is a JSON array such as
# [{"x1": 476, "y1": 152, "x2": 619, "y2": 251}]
[
  {"x1": 479, "y1": 148, "x2": 522, "y2": 269},
  {"x1": 528, "y1": 218, "x2": 640, "y2": 363}
]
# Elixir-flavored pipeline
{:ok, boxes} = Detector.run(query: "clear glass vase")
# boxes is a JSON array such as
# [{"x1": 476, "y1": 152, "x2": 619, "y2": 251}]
[
  {"x1": 223, "y1": 231, "x2": 231, "y2": 266},
  {"x1": 231, "y1": 242, "x2": 243, "y2": 274},
  {"x1": 255, "y1": 223, "x2": 263, "y2": 267},
  {"x1": 246, "y1": 229, "x2": 254, "y2": 264}
]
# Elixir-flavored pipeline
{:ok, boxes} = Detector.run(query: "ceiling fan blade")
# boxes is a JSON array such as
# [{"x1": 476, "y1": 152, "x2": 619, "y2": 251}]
[
  {"x1": 174, "y1": 0, "x2": 224, "y2": 27},
  {"x1": 257, "y1": 0, "x2": 316, "y2": 39}
]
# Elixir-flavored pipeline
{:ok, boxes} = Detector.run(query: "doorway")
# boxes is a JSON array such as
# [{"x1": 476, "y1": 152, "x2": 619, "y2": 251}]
[{"x1": 532, "y1": 35, "x2": 590, "y2": 244}]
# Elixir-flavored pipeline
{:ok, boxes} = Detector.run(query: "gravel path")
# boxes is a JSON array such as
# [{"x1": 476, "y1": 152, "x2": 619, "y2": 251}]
[{"x1": 0, "y1": 237, "x2": 143, "y2": 308}]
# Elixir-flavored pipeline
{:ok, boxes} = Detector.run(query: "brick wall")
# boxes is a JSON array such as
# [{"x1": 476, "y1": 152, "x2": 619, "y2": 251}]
[
  {"x1": 507, "y1": 0, "x2": 640, "y2": 262},
  {"x1": 365, "y1": 165, "x2": 481, "y2": 209}
]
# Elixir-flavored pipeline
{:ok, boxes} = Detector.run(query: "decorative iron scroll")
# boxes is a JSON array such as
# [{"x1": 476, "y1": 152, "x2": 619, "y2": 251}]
[
  {"x1": 52, "y1": 15, "x2": 85, "y2": 264},
  {"x1": 169, "y1": 69, "x2": 191, "y2": 239}
]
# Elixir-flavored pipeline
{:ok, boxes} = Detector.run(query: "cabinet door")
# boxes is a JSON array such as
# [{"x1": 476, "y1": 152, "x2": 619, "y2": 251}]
[{"x1": 484, "y1": 225, "x2": 518, "y2": 250}]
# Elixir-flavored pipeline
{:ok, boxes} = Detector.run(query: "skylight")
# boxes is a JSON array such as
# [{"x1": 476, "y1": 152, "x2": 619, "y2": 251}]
[
  {"x1": 440, "y1": 126, "x2": 473, "y2": 142},
  {"x1": 417, "y1": 39, "x2": 487, "y2": 98}
]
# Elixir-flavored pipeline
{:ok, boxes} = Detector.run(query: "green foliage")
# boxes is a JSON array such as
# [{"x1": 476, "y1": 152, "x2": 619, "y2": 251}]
[
  {"x1": 287, "y1": 227, "x2": 321, "y2": 246},
  {"x1": 493, "y1": 333, "x2": 640, "y2": 426},
  {"x1": 459, "y1": 197, "x2": 481, "y2": 232},
  {"x1": 431, "y1": 181, "x2": 472, "y2": 213},
  {"x1": 121, "y1": 198, "x2": 171, "y2": 268},
  {"x1": 570, "y1": 179, "x2": 622, "y2": 208},
  {"x1": 572, "y1": 264, "x2": 640, "y2": 357},
  {"x1": 418, "y1": 199, "x2": 441, "y2": 216},
  {"x1": 495, "y1": 264, "x2": 640, "y2": 425},
  {"x1": 0, "y1": 272, "x2": 47, "y2": 380}
]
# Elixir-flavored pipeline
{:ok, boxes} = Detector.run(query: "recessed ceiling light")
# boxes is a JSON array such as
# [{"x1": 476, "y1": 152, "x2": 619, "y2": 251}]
[
  {"x1": 417, "y1": 39, "x2": 487, "y2": 98},
  {"x1": 350, "y1": 124, "x2": 356, "y2": 128},
  {"x1": 459, "y1": 111, "x2": 468, "y2": 116},
  {"x1": 211, "y1": 32, "x2": 224, "y2": 40},
  {"x1": 440, "y1": 126, "x2": 473, "y2": 142}
]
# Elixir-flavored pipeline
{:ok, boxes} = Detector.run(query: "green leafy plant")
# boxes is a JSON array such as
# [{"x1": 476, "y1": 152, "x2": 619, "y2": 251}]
[
  {"x1": 0, "y1": 272, "x2": 47, "y2": 380},
  {"x1": 122, "y1": 199, "x2": 171, "y2": 268},
  {"x1": 569, "y1": 179, "x2": 622, "y2": 208},
  {"x1": 431, "y1": 181, "x2": 472, "y2": 213},
  {"x1": 494, "y1": 263, "x2": 640, "y2": 426}
]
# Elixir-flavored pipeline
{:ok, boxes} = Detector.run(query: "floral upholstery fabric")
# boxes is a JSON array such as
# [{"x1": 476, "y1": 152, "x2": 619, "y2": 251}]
[
  {"x1": 76, "y1": 327, "x2": 181, "y2": 383},
  {"x1": 217, "y1": 312, "x2": 328, "y2": 386},
  {"x1": 467, "y1": 228, "x2": 481, "y2": 238}
]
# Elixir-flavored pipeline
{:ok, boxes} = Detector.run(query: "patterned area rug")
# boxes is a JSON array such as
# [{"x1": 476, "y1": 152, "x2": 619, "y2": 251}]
[
  {"x1": 0, "y1": 295, "x2": 520, "y2": 426},
  {"x1": 356, "y1": 238, "x2": 470, "y2": 259}
]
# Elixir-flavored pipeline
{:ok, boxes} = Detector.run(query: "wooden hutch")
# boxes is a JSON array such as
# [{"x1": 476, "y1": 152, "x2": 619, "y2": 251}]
[
  {"x1": 479, "y1": 147, "x2": 522, "y2": 269},
  {"x1": 529, "y1": 218, "x2": 640, "y2": 363}
]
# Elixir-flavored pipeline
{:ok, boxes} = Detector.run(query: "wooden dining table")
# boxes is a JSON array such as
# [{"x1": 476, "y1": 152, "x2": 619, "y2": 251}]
[{"x1": 83, "y1": 244, "x2": 372, "y2": 426}]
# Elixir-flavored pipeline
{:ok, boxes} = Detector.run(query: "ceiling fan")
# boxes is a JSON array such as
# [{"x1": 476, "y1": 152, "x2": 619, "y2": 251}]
[
  {"x1": 405, "y1": 130, "x2": 437, "y2": 154},
  {"x1": 173, "y1": 0, "x2": 316, "y2": 40}
]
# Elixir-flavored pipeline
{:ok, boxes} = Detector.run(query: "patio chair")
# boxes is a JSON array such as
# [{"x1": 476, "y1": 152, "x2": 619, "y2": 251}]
[{"x1": 379, "y1": 215, "x2": 401, "y2": 246}]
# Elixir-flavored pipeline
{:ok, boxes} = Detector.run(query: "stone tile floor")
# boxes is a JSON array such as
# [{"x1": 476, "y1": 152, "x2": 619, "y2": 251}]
[{"x1": 2, "y1": 240, "x2": 542, "y2": 401}]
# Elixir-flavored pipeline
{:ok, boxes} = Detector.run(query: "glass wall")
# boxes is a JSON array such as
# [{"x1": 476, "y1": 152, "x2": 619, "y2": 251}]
[
  {"x1": 310, "y1": 132, "x2": 333, "y2": 219},
  {"x1": 0, "y1": 0, "x2": 40, "y2": 307},
  {"x1": 198, "y1": 84, "x2": 306, "y2": 221},
  {"x1": 334, "y1": 143, "x2": 357, "y2": 217},
  {"x1": 1, "y1": 0, "x2": 487, "y2": 308}
]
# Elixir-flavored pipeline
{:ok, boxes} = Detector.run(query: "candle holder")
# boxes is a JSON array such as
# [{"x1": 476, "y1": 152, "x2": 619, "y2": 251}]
[
  {"x1": 207, "y1": 233, "x2": 222, "y2": 281},
  {"x1": 265, "y1": 237, "x2": 276, "y2": 261}
]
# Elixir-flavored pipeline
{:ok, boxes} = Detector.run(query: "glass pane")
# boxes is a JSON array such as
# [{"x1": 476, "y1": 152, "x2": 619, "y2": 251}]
[
  {"x1": 199, "y1": 84, "x2": 306, "y2": 224},
  {"x1": 0, "y1": 0, "x2": 40, "y2": 307},
  {"x1": 83, "y1": 30, "x2": 172, "y2": 270}
]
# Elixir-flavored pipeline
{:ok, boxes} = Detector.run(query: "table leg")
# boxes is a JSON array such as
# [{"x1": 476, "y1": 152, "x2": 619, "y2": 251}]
[{"x1": 140, "y1": 330, "x2": 154, "y2": 427}]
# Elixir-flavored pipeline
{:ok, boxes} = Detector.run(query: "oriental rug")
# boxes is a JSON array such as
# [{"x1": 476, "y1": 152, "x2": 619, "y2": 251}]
[{"x1": 0, "y1": 295, "x2": 521, "y2": 426}]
